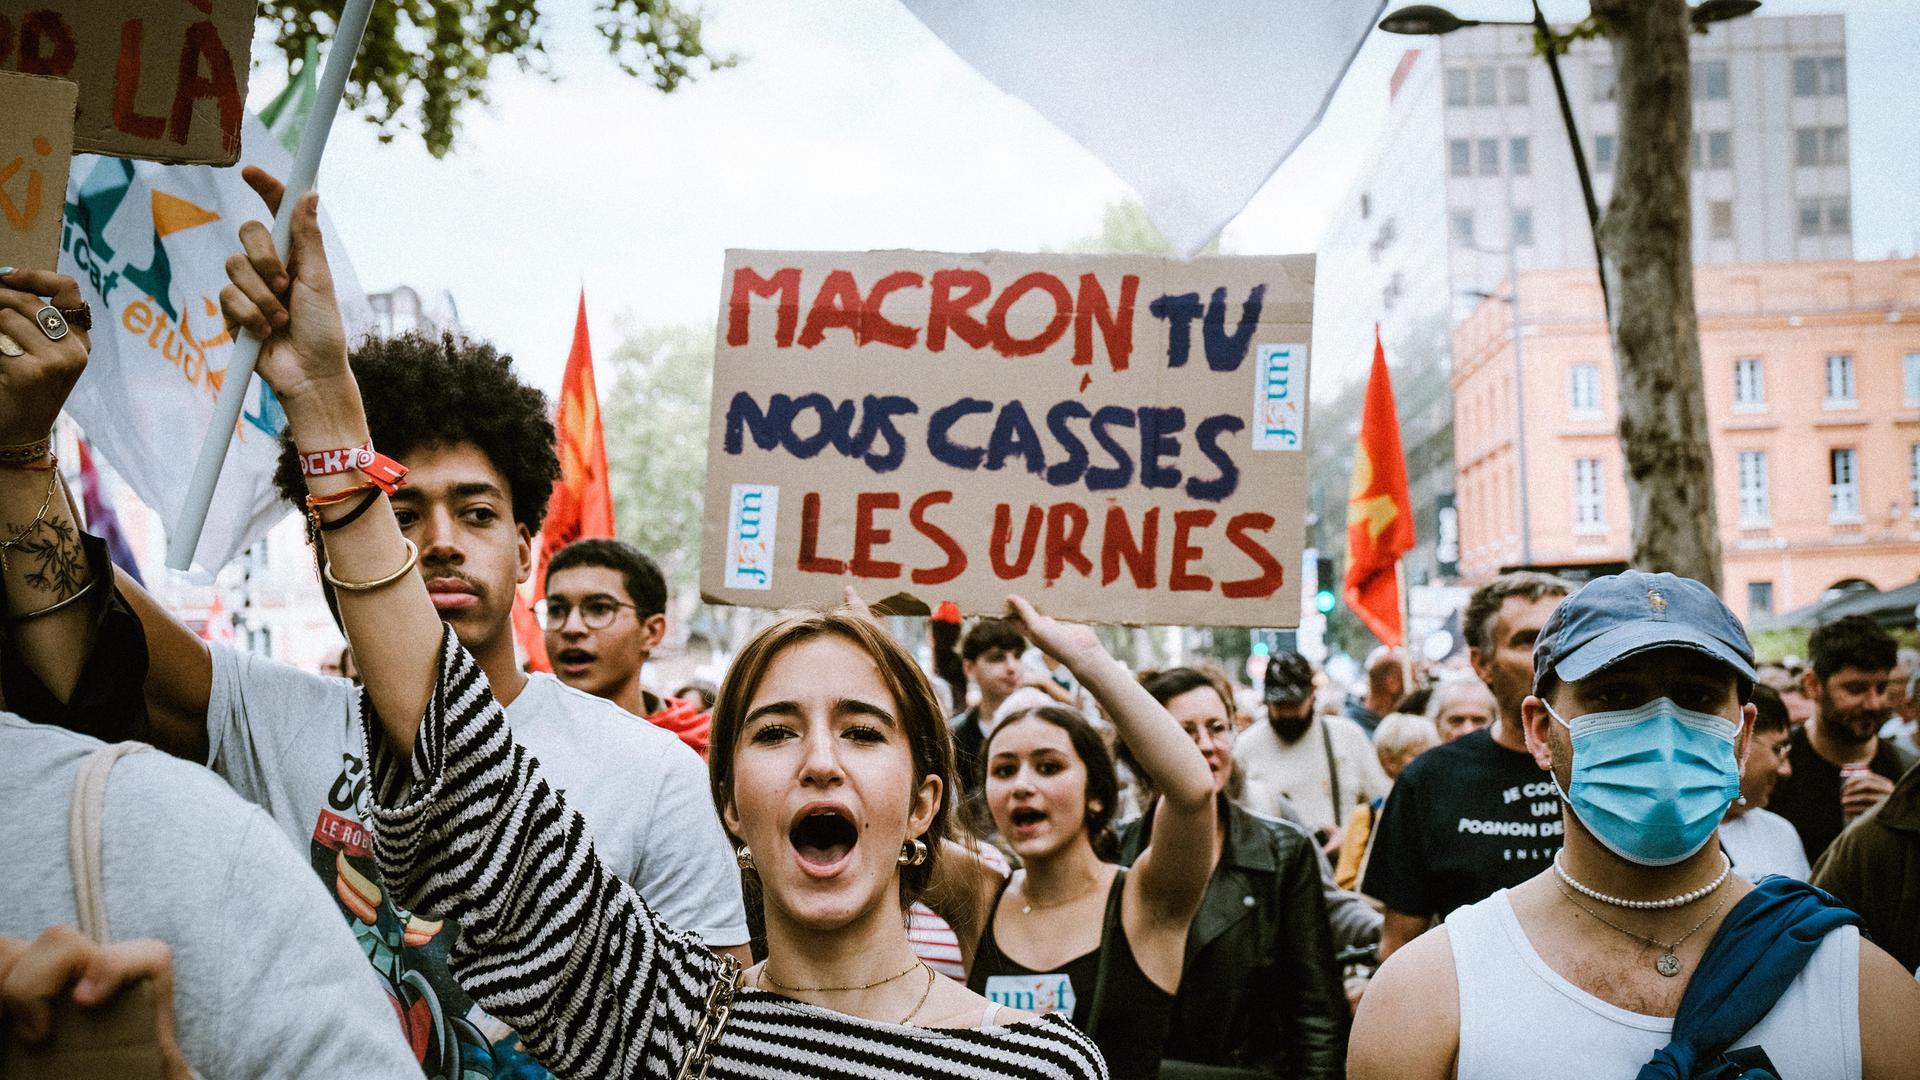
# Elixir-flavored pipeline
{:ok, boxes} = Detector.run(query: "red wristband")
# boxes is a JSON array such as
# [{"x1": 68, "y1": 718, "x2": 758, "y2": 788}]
[{"x1": 299, "y1": 441, "x2": 409, "y2": 494}]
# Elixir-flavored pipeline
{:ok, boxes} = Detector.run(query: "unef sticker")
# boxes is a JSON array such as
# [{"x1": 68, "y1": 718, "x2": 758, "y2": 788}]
[
  {"x1": 724, "y1": 484, "x2": 779, "y2": 590},
  {"x1": 1252, "y1": 343, "x2": 1305, "y2": 451},
  {"x1": 983, "y1": 973, "x2": 1078, "y2": 1016}
]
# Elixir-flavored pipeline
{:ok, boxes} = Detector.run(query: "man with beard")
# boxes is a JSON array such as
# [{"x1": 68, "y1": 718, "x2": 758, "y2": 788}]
[
  {"x1": 1767, "y1": 615, "x2": 1915, "y2": 864},
  {"x1": 118, "y1": 195, "x2": 749, "y2": 1080},
  {"x1": 1233, "y1": 650, "x2": 1390, "y2": 848},
  {"x1": 1362, "y1": 571, "x2": 1570, "y2": 960},
  {"x1": 541, "y1": 538, "x2": 711, "y2": 754}
]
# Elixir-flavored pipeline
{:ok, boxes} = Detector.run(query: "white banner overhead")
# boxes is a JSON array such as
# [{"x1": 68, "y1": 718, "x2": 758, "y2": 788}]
[{"x1": 897, "y1": 0, "x2": 1385, "y2": 258}]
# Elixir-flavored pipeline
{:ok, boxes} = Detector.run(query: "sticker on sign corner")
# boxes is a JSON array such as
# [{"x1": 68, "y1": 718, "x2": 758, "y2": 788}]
[
  {"x1": 724, "y1": 484, "x2": 779, "y2": 590},
  {"x1": 1251, "y1": 343, "x2": 1305, "y2": 451}
]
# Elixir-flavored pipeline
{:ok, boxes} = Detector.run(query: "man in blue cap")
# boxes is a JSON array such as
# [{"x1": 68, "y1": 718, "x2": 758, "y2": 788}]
[{"x1": 1350, "y1": 570, "x2": 1918, "y2": 1079}]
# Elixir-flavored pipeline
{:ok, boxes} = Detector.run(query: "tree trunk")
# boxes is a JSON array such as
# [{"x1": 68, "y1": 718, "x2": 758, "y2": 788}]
[{"x1": 1592, "y1": 0, "x2": 1724, "y2": 590}]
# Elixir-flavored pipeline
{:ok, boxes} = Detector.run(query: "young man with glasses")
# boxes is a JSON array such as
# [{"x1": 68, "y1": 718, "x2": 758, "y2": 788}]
[{"x1": 540, "y1": 538, "x2": 711, "y2": 753}]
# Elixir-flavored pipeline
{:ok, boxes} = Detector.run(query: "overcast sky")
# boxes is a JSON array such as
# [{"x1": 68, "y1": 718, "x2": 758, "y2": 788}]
[{"x1": 257, "y1": 0, "x2": 1920, "y2": 400}]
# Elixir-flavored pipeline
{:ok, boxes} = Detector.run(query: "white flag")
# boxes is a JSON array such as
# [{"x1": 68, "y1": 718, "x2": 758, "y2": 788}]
[
  {"x1": 898, "y1": 0, "x2": 1384, "y2": 257},
  {"x1": 59, "y1": 114, "x2": 371, "y2": 576}
]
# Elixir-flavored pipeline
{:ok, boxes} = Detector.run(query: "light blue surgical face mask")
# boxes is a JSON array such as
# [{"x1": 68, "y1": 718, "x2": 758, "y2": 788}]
[{"x1": 1544, "y1": 696, "x2": 1742, "y2": 867}]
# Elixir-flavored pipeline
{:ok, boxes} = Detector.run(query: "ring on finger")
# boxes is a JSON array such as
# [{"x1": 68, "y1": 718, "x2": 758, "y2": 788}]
[
  {"x1": 0, "y1": 332, "x2": 22, "y2": 358},
  {"x1": 56, "y1": 302, "x2": 91, "y2": 331},
  {"x1": 33, "y1": 306, "x2": 69, "y2": 342}
]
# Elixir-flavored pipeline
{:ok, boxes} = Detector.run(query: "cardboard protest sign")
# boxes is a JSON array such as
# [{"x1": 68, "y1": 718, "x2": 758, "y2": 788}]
[
  {"x1": 0, "y1": 1, "x2": 254, "y2": 165},
  {"x1": 0, "y1": 72, "x2": 75, "y2": 270},
  {"x1": 700, "y1": 251, "x2": 1313, "y2": 627}
]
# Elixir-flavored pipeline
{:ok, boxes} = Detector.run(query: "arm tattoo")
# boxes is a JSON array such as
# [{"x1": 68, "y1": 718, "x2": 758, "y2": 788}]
[{"x1": 12, "y1": 516, "x2": 89, "y2": 599}]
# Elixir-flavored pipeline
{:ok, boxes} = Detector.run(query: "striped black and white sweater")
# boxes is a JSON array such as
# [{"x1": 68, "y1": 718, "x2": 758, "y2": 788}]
[{"x1": 364, "y1": 627, "x2": 1107, "y2": 1079}]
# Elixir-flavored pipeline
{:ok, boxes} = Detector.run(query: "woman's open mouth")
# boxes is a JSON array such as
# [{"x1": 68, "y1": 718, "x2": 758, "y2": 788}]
[
  {"x1": 1008, "y1": 807, "x2": 1048, "y2": 836},
  {"x1": 789, "y1": 805, "x2": 859, "y2": 877}
]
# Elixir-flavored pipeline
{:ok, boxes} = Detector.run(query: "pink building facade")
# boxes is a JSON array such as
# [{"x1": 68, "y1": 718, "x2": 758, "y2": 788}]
[{"x1": 1452, "y1": 258, "x2": 1920, "y2": 621}]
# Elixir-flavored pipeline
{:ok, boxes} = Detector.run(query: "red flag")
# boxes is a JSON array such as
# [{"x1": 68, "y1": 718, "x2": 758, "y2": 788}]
[
  {"x1": 515, "y1": 292, "x2": 618, "y2": 672},
  {"x1": 1343, "y1": 327, "x2": 1415, "y2": 646}
]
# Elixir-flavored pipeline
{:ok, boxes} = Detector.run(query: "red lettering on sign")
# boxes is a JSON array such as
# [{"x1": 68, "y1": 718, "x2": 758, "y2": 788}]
[
  {"x1": 727, "y1": 267, "x2": 801, "y2": 347},
  {"x1": 1221, "y1": 512, "x2": 1285, "y2": 599},
  {"x1": 1043, "y1": 502, "x2": 1092, "y2": 584},
  {"x1": 1169, "y1": 509, "x2": 1216, "y2": 593},
  {"x1": 171, "y1": 21, "x2": 243, "y2": 154},
  {"x1": 987, "y1": 272, "x2": 1072, "y2": 358},
  {"x1": 112, "y1": 21, "x2": 166, "y2": 139},
  {"x1": 909, "y1": 491, "x2": 967, "y2": 586},
  {"x1": 798, "y1": 269, "x2": 863, "y2": 349},
  {"x1": 19, "y1": 10, "x2": 76, "y2": 76},
  {"x1": 797, "y1": 491, "x2": 845, "y2": 574},
  {"x1": 1071, "y1": 273, "x2": 1138, "y2": 371},
  {"x1": 1100, "y1": 505, "x2": 1158, "y2": 588},
  {"x1": 850, "y1": 492, "x2": 903, "y2": 579},
  {"x1": 927, "y1": 269, "x2": 992, "y2": 352},
  {"x1": 862, "y1": 271, "x2": 923, "y2": 349},
  {"x1": 989, "y1": 503, "x2": 1043, "y2": 580}
]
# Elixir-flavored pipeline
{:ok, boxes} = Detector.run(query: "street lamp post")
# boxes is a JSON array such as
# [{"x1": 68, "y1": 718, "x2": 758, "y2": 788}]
[{"x1": 1379, "y1": 0, "x2": 1762, "y2": 327}]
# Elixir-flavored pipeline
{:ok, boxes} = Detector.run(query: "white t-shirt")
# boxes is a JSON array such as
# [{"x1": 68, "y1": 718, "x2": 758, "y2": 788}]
[
  {"x1": 1233, "y1": 712, "x2": 1392, "y2": 834},
  {"x1": 1719, "y1": 807, "x2": 1813, "y2": 881},
  {"x1": 207, "y1": 649, "x2": 747, "y2": 1079},
  {"x1": 2, "y1": 713, "x2": 418, "y2": 1079}
]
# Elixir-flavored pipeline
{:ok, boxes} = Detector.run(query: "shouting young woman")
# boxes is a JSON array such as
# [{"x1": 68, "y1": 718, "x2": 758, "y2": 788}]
[{"x1": 217, "y1": 171, "x2": 1103, "y2": 1079}]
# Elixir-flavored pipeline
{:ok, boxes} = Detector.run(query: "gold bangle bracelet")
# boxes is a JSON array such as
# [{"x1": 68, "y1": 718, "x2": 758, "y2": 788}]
[{"x1": 322, "y1": 537, "x2": 419, "y2": 593}]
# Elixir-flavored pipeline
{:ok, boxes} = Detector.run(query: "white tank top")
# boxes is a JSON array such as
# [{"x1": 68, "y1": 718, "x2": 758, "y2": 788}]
[{"x1": 1447, "y1": 889, "x2": 1860, "y2": 1080}]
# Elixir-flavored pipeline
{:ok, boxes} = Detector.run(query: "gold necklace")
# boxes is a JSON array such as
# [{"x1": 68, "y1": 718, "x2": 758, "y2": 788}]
[
  {"x1": 760, "y1": 958, "x2": 920, "y2": 993},
  {"x1": 1555, "y1": 879, "x2": 1733, "y2": 977},
  {"x1": 897, "y1": 964, "x2": 937, "y2": 1026}
]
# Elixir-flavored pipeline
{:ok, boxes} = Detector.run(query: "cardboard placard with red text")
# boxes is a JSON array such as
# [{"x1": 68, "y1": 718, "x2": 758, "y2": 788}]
[
  {"x1": 701, "y1": 251, "x2": 1313, "y2": 627},
  {"x1": 0, "y1": 1, "x2": 254, "y2": 165},
  {"x1": 0, "y1": 72, "x2": 76, "y2": 270}
]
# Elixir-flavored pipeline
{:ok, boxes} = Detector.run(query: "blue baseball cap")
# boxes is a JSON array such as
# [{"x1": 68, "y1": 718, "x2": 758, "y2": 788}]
[{"x1": 1532, "y1": 570, "x2": 1757, "y2": 694}]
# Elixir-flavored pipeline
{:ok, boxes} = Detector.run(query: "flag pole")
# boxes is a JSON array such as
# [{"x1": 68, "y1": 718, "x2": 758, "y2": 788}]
[
  {"x1": 1396, "y1": 556, "x2": 1413, "y2": 691},
  {"x1": 165, "y1": 0, "x2": 377, "y2": 572}
]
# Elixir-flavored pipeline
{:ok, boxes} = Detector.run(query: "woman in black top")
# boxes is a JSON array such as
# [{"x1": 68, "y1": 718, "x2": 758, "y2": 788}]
[
  {"x1": 941, "y1": 598, "x2": 1216, "y2": 1080},
  {"x1": 1118, "y1": 667, "x2": 1348, "y2": 1079}
]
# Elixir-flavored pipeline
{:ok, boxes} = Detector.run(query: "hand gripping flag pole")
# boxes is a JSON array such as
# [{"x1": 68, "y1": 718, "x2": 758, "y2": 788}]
[{"x1": 166, "y1": 0, "x2": 377, "y2": 572}]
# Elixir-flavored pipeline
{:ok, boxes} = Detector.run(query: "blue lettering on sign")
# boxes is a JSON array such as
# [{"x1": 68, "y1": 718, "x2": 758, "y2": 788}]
[{"x1": 1150, "y1": 285, "x2": 1266, "y2": 371}]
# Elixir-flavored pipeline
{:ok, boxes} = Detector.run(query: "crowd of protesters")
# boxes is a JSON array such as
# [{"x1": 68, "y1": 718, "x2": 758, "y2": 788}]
[{"x1": 1, "y1": 176, "x2": 1917, "y2": 1080}]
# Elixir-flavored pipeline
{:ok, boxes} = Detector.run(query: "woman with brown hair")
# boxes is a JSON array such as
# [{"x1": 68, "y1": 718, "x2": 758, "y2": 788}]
[{"x1": 217, "y1": 173, "x2": 1103, "y2": 1079}]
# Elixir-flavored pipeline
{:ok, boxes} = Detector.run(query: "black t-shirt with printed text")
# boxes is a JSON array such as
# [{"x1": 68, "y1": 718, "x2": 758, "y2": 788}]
[{"x1": 1361, "y1": 727, "x2": 1564, "y2": 920}]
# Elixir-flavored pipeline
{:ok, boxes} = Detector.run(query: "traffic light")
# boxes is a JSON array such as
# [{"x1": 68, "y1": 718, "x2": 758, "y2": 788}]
[{"x1": 1314, "y1": 556, "x2": 1337, "y2": 614}]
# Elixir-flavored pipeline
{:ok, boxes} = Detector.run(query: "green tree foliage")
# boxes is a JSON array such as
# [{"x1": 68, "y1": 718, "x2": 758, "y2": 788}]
[
  {"x1": 600, "y1": 323, "x2": 714, "y2": 595},
  {"x1": 1065, "y1": 200, "x2": 1221, "y2": 257},
  {"x1": 259, "y1": 1, "x2": 736, "y2": 156}
]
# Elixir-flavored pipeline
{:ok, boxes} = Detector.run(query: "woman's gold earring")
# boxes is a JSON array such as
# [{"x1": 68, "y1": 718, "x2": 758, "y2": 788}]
[
  {"x1": 898, "y1": 838, "x2": 929, "y2": 867},
  {"x1": 736, "y1": 844, "x2": 756, "y2": 871}
]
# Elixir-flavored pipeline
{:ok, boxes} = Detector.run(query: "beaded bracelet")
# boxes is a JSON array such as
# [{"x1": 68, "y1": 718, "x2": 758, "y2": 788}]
[{"x1": 0, "y1": 436, "x2": 52, "y2": 468}]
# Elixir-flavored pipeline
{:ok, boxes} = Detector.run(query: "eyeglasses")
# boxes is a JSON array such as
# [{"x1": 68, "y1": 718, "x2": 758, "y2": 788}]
[{"x1": 535, "y1": 595, "x2": 637, "y2": 632}]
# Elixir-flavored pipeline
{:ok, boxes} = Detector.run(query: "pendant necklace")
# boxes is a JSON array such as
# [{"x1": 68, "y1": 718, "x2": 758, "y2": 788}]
[{"x1": 1554, "y1": 879, "x2": 1732, "y2": 977}]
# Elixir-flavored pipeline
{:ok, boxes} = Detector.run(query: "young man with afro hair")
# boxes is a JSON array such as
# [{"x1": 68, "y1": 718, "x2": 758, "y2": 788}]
[{"x1": 119, "y1": 328, "x2": 749, "y2": 1079}]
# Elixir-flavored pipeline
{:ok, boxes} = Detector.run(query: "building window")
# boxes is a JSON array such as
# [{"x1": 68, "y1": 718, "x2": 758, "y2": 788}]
[
  {"x1": 1738, "y1": 450, "x2": 1770, "y2": 526},
  {"x1": 1827, "y1": 198, "x2": 1851, "y2": 235},
  {"x1": 1446, "y1": 67, "x2": 1471, "y2": 106},
  {"x1": 1794, "y1": 56, "x2": 1846, "y2": 96},
  {"x1": 1825, "y1": 127, "x2": 1849, "y2": 165},
  {"x1": 1708, "y1": 200, "x2": 1734, "y2": 241},
  {"x1": 1734, "y1": 357, "x2": 1765, "y2": 408},
  {"x1": 1747, "y1": 581, "x2": 1774, "y2": 619},
  {"x1": 1512, "y1": 209, "x2": 1534, "y2": 247},
  {"x1": 1569, "y1": 363, "x2": 1600, "y2": 416},
  {"x1": 1694, "y1": 60, "x2": 1729, "y2": 100},
  {"x1": 1799, "y1": 199, "x2": 1851, "y2": 238},
  {"x1": 1595, "y1": 134, "x2": 1616, "y2": 173},
  {"x1": 1825, "y1": 354, "x2": 1856, "y2": 406},
  {"x1": 1451, "y1": 210, "x2": 1475, "y2": 245},
  {"x1": 1830, "y1": 448, "x2": 1860, "y2": 521},
  {"x1": 1797, "y1": 126, "x2": 1848, "y2": 166},
  {"x1": 1593, "y1": 63, "x2": 1616, "y2": 102},
  {"x1": 1475, "y1": 66, "x2": 1498, "y2": 106},
  {"x1": 1701, "y1": 130, "x2": 1731, "y2": 170},
  {"x1": 1478, "y1": 138, "x2": 1500, "y2": 176},
  {"x1": 1505, "y1": 65, "x2": 1530, "y2": 105},
  {"x1": 1910, "y1": 444, "x2": 1920, "y2": 518},
  {"x1": 1905, "y1": 352, "x2": 1920, "y2": 407},
  {"x1": 1509, "y1": 137, "x2": 1531, "y2": 176},
  {"x1": 1449, "y1": 138, "x2": 1471, "y2": 177},
  {"x1": 1574, "y1": 459, "x2": 1606, "y2": 532},
  {"x1": 1359, "y1": 193, "x2": 1371, "y2": 220}
]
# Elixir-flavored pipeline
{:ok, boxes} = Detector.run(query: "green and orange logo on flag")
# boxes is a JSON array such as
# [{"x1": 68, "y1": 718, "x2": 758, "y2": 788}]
[{"x1": 1344, "y1": 327, "x2": 1415, "y2": 646}]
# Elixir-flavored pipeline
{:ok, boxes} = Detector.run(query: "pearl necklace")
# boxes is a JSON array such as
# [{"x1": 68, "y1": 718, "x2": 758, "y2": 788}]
[{"x1": 1552, "y1": 850, "x2": 1731, "y2": 911}]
